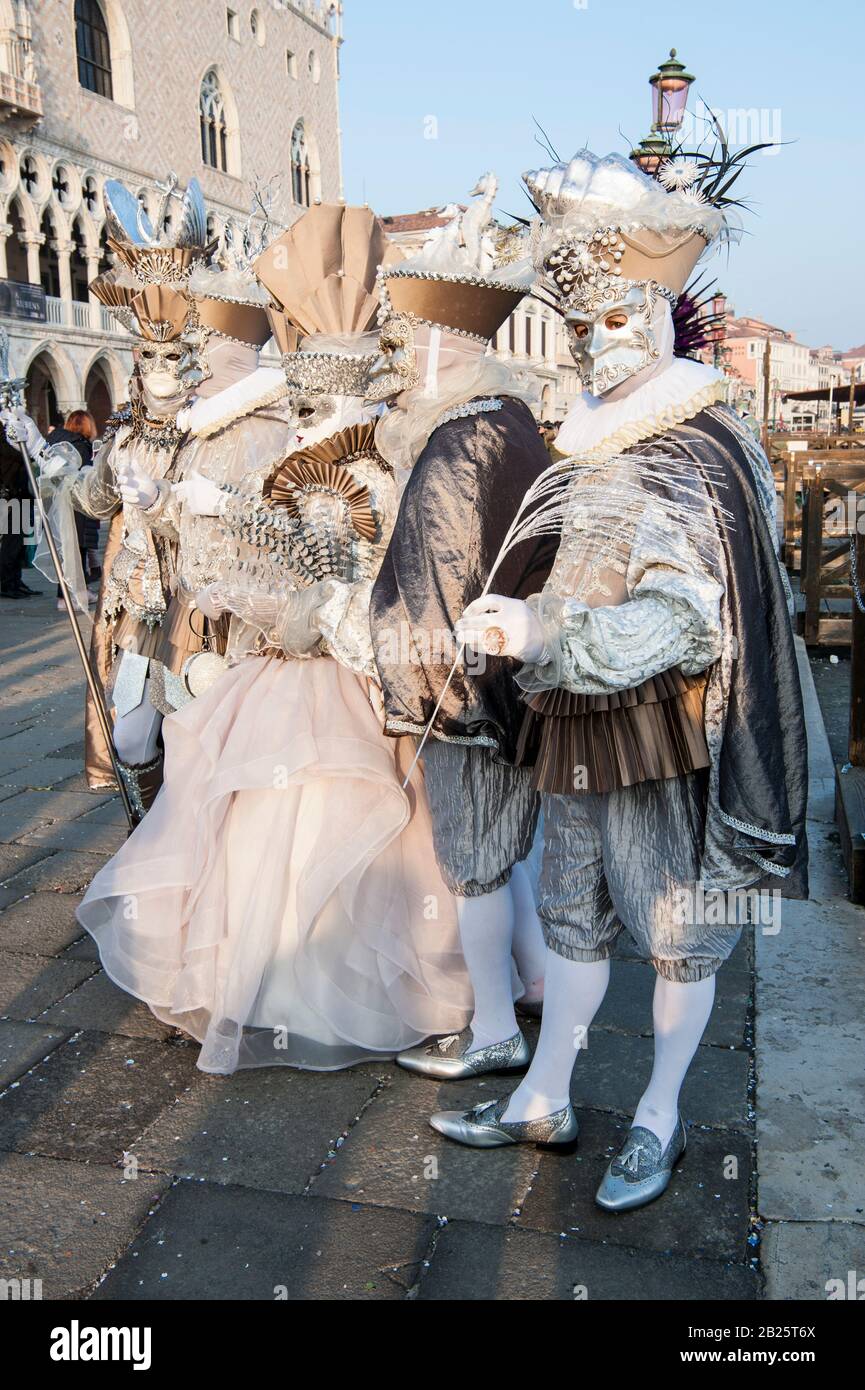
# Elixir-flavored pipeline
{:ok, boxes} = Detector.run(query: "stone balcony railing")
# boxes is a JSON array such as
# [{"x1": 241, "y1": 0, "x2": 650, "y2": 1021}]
[
  {"x1": 0, "y1": 70, "x2": 43, "y2": 121},
  {"x1": 45, "y1": 296, "x2": 126, "y2": 336}
]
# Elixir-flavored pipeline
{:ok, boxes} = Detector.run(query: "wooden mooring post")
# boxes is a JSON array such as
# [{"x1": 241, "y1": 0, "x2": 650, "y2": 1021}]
[{"x1": 835, "y1": 528, "x2": 865, "y2": 902}]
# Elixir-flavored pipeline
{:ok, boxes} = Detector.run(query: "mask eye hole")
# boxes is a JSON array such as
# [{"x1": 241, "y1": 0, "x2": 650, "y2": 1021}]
[
  {"x1": 572, "y1": 324, "x2": 589, "y2": 340},
  {"x1": 604, "y1": 313, "x2": 628, "y2": 330}
]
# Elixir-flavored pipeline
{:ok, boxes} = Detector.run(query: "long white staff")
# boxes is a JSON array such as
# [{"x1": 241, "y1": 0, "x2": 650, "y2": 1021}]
[{"x1": 0, "y1": 328, "x2": 137, "y2": 831}]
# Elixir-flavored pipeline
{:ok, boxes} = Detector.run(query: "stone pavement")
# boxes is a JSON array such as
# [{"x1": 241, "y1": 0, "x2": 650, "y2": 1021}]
[
  {"x1": 0, "y1": 585, "x2": 852, "y2": 1302},
  {"x1": 755, "y1": 642, "x2": 865, "y2": 1298}
]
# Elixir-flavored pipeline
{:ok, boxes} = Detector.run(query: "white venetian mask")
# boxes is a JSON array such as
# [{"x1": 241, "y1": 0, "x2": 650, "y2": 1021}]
[{"x1": 565, "y1": 283, "x2": 661, "y2": 397}]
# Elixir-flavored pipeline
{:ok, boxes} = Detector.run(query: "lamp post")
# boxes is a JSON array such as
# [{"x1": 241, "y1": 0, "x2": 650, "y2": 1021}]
[
  {"x1": 711, "y1": 290, "x2": 728, "y2": 369},
  {"x1": 630, "y1": 48, "x2": 695, "y2": 176}
]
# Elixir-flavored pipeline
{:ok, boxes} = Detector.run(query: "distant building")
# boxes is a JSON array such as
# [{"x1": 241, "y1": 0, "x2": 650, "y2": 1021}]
[
  {"x1": 0, "y1": 1, "x2": 344, "y2": 431},
  {"x1": 383, "y1": 206, "x2": 578, "y2": 422},
  {"x1": 720, "y1": 313, "x2": 850, "y2": 430}
]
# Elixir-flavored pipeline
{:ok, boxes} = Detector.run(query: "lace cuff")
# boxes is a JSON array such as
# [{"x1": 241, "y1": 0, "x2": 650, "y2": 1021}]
[{"x1": 317, "y1": 578, "x2": 376, "y2": 677}]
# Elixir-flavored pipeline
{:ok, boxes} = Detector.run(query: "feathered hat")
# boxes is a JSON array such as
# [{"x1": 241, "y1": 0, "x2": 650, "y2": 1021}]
[
  {"x1": 524, "y1": 150, "x2": 727, "y2": 315},
  {"x1": 377, "y1": 173, "x2": 534, "y2": 343},
  {"x1": 90, "y1": 174, "x2": 210, "y2": 338}
]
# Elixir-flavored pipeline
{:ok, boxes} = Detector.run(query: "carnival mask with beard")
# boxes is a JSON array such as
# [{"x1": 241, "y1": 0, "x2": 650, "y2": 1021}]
[
  {"x1": 565, "y1": 282, "x2": 665, "y2": 397},
  {"x1": 365, "y1": 313, "x2": 420, "y2": 403}
]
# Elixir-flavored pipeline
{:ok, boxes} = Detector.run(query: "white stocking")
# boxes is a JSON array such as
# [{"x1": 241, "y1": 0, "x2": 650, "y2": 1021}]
[
  {"x1": 509, "y1": 861, "x2": 547, "y2": 1003},
  {"x1": 503, "y1": 951, "x2": 610, "y2": 1122},
  {"x1": 113, "y1": 681, "x2": 163, "y2": 765},
  {"x1": 457, "y1": 884, "x2": 518, "y2": 1049},
  {"x1": 632, "y1": 974, "x2": 716, "y2": 1147}
]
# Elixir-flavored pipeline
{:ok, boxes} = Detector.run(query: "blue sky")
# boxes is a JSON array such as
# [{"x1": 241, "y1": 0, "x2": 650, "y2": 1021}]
[{"x1": 339, "y1": 0, "x2": 864, "y2": 350}]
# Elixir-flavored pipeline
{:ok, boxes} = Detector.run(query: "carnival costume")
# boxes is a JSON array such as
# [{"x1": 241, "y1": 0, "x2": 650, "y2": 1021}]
[
  {"x1": 1, "y1": 177, "x2": 210, "y2": 815},
  {"x1": 368, "y1": 179, "x2": 554, "y2": 1078},
  {"x1": 439, "y1": 150, "x2": 807, "y2": 1211},
  {"x1": 77, "y1": 203, "x2": 472, "y2": 1074}
]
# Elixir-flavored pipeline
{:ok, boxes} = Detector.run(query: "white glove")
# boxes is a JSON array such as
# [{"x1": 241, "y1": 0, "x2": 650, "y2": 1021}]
[
  {"x1": 1, "y1": 407, "x2": 46, "y2": 457},
  {"x1": 174, "y1": 473, "x2": 226, "y2": 517},
  {"x1": 117, "y1": 458, "x2": 160, "y2": 510},
  {"x1": 194, "y1": 584, "x2": 227, "y2": 621},
  {"x1": 455, "y1": 594, "x2": 549, "y2": 663}
]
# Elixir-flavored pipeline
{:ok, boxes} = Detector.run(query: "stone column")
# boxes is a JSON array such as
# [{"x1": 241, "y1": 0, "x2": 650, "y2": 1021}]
[
  {"x1": 21, "y1": 233, "x2": 43, "y2": 286},
  {"x1": 0, "y1": 222, "x2": 11, "y2": 279},
  {"x1": 54, "y1": 239, "x2": 73, "y2": 306},
  {"x1": 85, "y1": 250, "x2": 102, "y2": 330}
]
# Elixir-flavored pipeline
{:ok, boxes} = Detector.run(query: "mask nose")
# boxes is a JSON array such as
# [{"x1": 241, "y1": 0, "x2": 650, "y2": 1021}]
[{"x1": 587, "y1": 321, "x2": 607, "y2": 359}]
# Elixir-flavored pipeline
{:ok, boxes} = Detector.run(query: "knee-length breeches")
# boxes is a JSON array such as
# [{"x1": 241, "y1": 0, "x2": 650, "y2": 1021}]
[
  {"x1": 538, "y1": 772, "x2": 741, "y2": 982},
  {"x1": 422, "y1": 741, "x2": 539, "y2": 898}
]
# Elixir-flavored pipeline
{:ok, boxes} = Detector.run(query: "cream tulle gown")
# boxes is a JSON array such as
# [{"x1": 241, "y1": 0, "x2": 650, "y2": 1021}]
[{"x1": 78, "y1": 652, "x2": 472, "y2": 1073}]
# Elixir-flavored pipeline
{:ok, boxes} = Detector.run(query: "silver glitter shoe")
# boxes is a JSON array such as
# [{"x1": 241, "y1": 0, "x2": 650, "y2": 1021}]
[
  {"x1": 430, "y1": 1095, "x2": 579, "y2": 1150},
  {"x1": 395, "y1": 1027, "x2": 530, "y2": 1080},
  {"x1": 595, "y1": 1116, "x2": 687, "y2": 1212}
]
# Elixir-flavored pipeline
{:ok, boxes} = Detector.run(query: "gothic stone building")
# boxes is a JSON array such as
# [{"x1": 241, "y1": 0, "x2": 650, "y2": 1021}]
[{"x1": 0, "y1": 0, "x2": 343, "y2": 431}]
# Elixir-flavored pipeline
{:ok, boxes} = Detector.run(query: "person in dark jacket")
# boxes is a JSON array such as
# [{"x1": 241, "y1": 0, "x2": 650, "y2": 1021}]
[{"x1": 0, "y1": 431, "x2": 39, "y2": 598}]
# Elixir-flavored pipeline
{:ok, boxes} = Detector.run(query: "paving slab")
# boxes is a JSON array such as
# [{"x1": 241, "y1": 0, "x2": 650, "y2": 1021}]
[
  {"x1": 135, "y1": 1062, "x2": 385, "y2": 1194},
  {"x1": 569, "y1": 1028, "x2": 751, "y2": 1132},
  {"x1": 756, "y1": 827, "x2": 865, "y2": 1223},
  {"x1": 761, "y1": 1220, "x2": 865, "y2": 1300},
  {"x1": 0, "y1": 892, "x2": 86, "y2": 957},
  {"x1": 17, "y1": 817, "x2": 128, "y2": 855},
  {"x1": 0, "y1": 789, "x2": 116, "y2": 843},
  {"x1": 0, "y1": 949, "x2": 97, "y2": 1020},
  {"x1": 315, "y1": 1067, "x2": 540, "y2": 1225},
  {"x1": 0, "y1": 757, "x2": 85, "y2": 795},
  {"x1": 41, "y1": 970, "x2": 174, "y2": 1042},
  {"x1": 0, "y1": 849, "x2": 107, "y2": 907},
  {"x1": 61, "y1": 932, "x2": 99, "y2": 962},
  {"x1": 92, "y1": 1181, "x2": 435, "y2": 1300},
  {"x1": 0, "y1": 842, "x2": 53, "y2": 883},
  {"x1": 0, "y1": 1020, "x2": 70, "y2": 1090},
  {"x1": 517, "y1": 1108, "x2": 753, "y2": 1264},
  {"x1": 595, "y1": 958, "x2": 750, "y2": 1049},
  {"x1": 0, "y1": 1150, "x2": 168, "y2": 1301},
  {"x1": 419, "y1": 1221, "x2": 759, "y2": 1300},
  {"x1": 0, "y1": 1030, "x2": 200, "y2": 1165}
]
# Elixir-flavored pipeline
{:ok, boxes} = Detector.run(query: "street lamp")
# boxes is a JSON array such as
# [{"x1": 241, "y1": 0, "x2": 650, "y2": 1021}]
[
  {"x1": 650, "y1": 49, "x2": 695, "y2": 133},
  {"x1": 630, "y1": 49, "x2": 695, "y2": 177}
]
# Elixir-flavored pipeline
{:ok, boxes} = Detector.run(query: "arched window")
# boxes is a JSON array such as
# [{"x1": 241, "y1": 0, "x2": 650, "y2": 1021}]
[
  {"x1": 75, "y1": 0, "x2": 113, "y2": 100},
  {"x1": 200, "y1": 70, "x2": 228, "y2": 172},
  {"x1": 291, "y1": 120, "x2": 311, "y2": 207}
]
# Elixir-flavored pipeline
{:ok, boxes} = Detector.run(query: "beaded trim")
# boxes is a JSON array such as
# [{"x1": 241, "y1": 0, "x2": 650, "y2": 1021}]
[
  {"x1": 385, "y1": 718, "x2": 499, "y2": 750},
  {"x1": 719, "y1": 809, "x2": 796, "y2": 846},
  {"x1": 376, "y1": 265, "x2": 522, "y2": 344},
  {"x1": 744, "y1": 849, "x2": 791, "y2": 879},
  {"x1": 434, "y1": 398, "x2": 503, "y2": 430},
  {"x1": 282, "y1": 349, "x2": 379, "y2": 397}
]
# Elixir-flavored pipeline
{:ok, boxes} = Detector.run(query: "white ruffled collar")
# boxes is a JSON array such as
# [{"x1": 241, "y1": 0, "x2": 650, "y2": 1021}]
[
  {"x1": 556, "y1": 357, "x2": 725, "y2": 460},
  {"x1": 179, "y1": 366, "x2": 288, "y2": 438}
]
